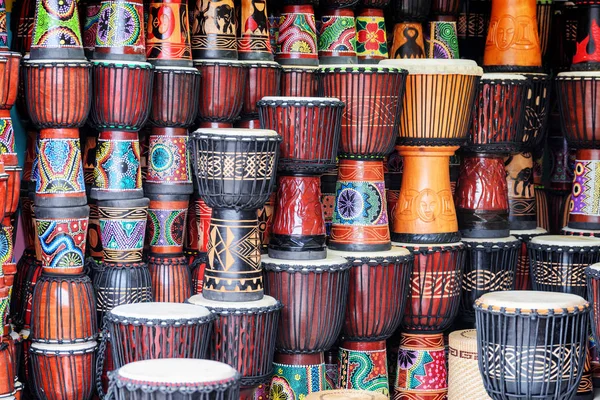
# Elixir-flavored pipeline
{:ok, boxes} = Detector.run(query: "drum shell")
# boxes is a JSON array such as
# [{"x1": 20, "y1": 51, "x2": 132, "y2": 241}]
[
  {"x1": 242, "y1": 63, "x2": 282, "y2": 119},
  {"x1": 30, "y1": 273, "x2": 97, "y2": 343},
  {"x1": 194, "y1": 61, "x2": 248, "y2": 124},
  {"x1": 0, "y1": 52, "x2": 20, "y2": 110},
  {"x1": 24, "y1": 62, "x2": 91, "y2": 129},
  {"x1": 400, "y1": 243, "x2": 465, "y2": 332},
  {"x1": 280, "y1": 67, "x2": 319, "y2": 97},
  {"x1": 512, "y1": 229, "x2": 547, "y2": 291},
  {"x1": 505, "y1": 152, "x2": 537, "y2": 231},
  {"x1": 342, "y1": 255, "x2": 413, "y2": 340},
  {"x1": 91, "y1": 62, "x2": 153, "y2": 131},
  {"x1": 276, "y1": 6, "x2": 318, "y2": 66},
  {"x1": 521, "y1": 74, "x2": 551, "y2": 149},
  {"x1": 106, "y1": 310, "x2": 213, "y2": 369},
  {"x1": 557, "y1": 74, "x2": 600, "y2": 149},
  {"x1": 146, "y1": 195, "x2": 189, "y2": 255},
  {"x1": 475, "y1": 304, "x2": 589, "y2": 400},
  {"x1": 263, "y1": 263, "x2": 351, "y2": 353},
  {"x1": 147, "y1": 256, "x2": 192, "y2": 303},
  {"x1": 150, "y1": 68, "x2": 201, "y2": 127},
  {"x1": 318, "y1": 67, "x2": 407, "y2": 157},
  {"x1": 0, "y1": 342, "x2": 15, "y2": 396},
  {"x1": 29, "y1": 343, "x2": 96, "y2": 400}
]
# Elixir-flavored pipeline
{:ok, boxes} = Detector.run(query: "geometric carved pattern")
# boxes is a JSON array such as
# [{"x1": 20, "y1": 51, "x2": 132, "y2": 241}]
[{"x1": 197, "y1": 152, "x2": 275, "y2": 180}]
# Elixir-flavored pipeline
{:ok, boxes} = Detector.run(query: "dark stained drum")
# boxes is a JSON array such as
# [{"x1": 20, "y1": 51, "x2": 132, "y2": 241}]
[{"x1": 511, "y1": 227, "x2": 547, "y2": 290}]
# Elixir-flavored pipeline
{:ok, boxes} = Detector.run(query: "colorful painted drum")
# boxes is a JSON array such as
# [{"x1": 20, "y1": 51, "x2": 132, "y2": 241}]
[
  {"x1": 466, "y1": 73, "x2": 528, "y2": 153},
  {"x1": 149, "y1": 67, "x2": 201, "y2": 128},
  {"x1": 194, "y1": 60, "x2": 248, "y2": 128},
  {"x1": 189, "y1": 128, "x2": 280, "y2": 301},
  {"x1": 511, "y1": 227, "x2": 547, "y2": 290},
  {"x1": 280, "y1": 66, "x2": 319, "y2": 97},
  {"x1": 475, "y1": 291, "x2": 589, "y2": 400},
  {"x1": 506, "y1": 152, "x2": 537, "y2": 231},
  {"x1": 187, "y1": 294, "x2": 282, "y2": 395},
  {"x1": 448, "y1": 330, "x2": 491, "y2": 400},
  {"x1": 528, "y1": 235, "x2": 600, "y2": 297},
  {"x1": 458, "y1": 236, "x2": 520, "y2": 326},
  {"x1": 258, "y1": 97, "x2": 344, "y2": 259},
  {"x1": 270, "y1": 353, "x2": 328, "y2": 399},
  {"x1": 317, "y1": 9, "x2": 357, "y2": 64},
  {"x1": 106, "y1": 358, "x2": 241, "y2": 400},
  {"x1": 425, "y1": 21, "x2": 460, "y2": 59},
  {"x1": 90, "y1": 61, "x2": 153, "y2": 131},
  {"x1": 238, "y1": 0, "x2": 273, "y2": 61},
  {"x1": 568, "y1": 149, "x2": 600, "y2": 230},
  {"x1": 394, "y1": 242, "x2": 465, "y2": 332},
  {"x1": 103, "y1": 302, "x2": 214, "y2": 368},
  {"x1": 23, "y1": 61, "x2": 91, "y2": 128},
  {"x1": 92, "y1": 262, "x2": 153, "y2": 325},
  {"x1": 240, "y1": 61, "x2": 282, "y2": 121},
  {"x1": 29, "y1": 341, "x2": 97, "y2": 400},
  {"x1": 144, "y1": 128, "x2": 193, "y2": 195},
  {"x1": 276, "y1": 5, "x2": 318, "y2": 66},
  {"x1": 145, "y1": 0, "x2": 192, "y2": 67},
  {"x1": 572, "y1": 0, "x2": 600, "y2": 71},
  {"x1": 455, "y1": 154, "x2": 510, "y2": 238},
  {"x1": 317, "y1": 65, "x2": 408, "y2": 158},
  {"x1": 355, "y1": 9, "x2": 388, "y2": 63},
  {"x1": 483, "y1": 0, "x2": 543, "y2": 72},
  {"x1": 189, "y1": 0, "x2": 237, "y2": 60},
  {"x1": 262, "y1": 254, "x2": 351, "y2": 353},
  {"x1": 338, "y1": 341, "x2": 390, "y2": 396},
  {"x1": 30, "y1": 273, "x2": 97, "y2": 344}
]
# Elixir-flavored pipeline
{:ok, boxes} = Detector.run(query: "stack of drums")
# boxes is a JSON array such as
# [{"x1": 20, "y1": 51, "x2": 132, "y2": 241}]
[
  {"x1": 188, "y1": 127, "x2": 283, "y2": 400},
  {"x1": 88, "y1": 0, "x2": 154, "y2": 328},
  {"x1": 557, "y1": 3, "x2": 600, "y2": 398},
  {"x1": 316, "y1": 64, "x2": 412, "y2": 397},
  {"x1": 380, "y1": 58, "x2": 481, "y2": 399},
  {"x1": 453, "y1": 73, "x2": 526, "y2": 328},
  {"x1": 22, "y1": 0, "x2": 97, "y2": 397},
  {"x1": 106, "y1": 358, "x2": 241, "y2": 400},
  {"x1": 144, "y1": 0, "x2": 201, "y2": 303}
]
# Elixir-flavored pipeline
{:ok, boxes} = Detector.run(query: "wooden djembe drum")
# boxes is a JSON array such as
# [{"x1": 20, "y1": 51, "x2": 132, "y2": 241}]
[
  {"x1": 317, "y1": 65, "x2": 408, "y2": 252},
  {"x1": 390, "y1": 0, "x2": 430, "y2": 59},
  {"x1": 317, "y1": 9, "x2": 358, "y2": 64},
  {"x1": 276, "y1": 3, "x2": 319, "y2": 66},
  {"x1": 355, "y1": 6, "x2": 389, "y2": 63},
  {"x1": 144, "y1": 0, "x2": 200, "y2": 303},
  {"x1": 257, "y1": 97, "x2": 344, "y2": 260}
]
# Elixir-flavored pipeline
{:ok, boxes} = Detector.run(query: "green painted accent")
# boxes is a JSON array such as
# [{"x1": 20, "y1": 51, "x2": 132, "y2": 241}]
[{"x1": 31, "y1": 0, "x2": 83, "y2": 49}]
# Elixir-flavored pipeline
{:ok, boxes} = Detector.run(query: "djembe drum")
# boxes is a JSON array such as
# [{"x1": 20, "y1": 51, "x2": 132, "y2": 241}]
[
  {"x1": 475, "y1": 291, "x2": 590, "y2": 400},
  {"x1": 391, "y1": 0, "x2": 431, "y2": 59},
  {"x1": 100, "y1": 302, "x2": 214, "y2": 370},
  {"x1": 457, "y1": 236, "x2": 520, "y2": 327},
  {"x1": 189, "y1": 128, "x2": 281, "y2": 301},
  {"x1": 262, "y1": 255, "x2": 351, "y2": 398},
  {"x1": 276, "y1": 4, "x2": 318, "y2": 66},
  {"x1": 456, "y1": 73, "x2": 528, "y2": 238},
  {"x1": 238, "y1": 61, "x2": 282, "y2": 127},
  {"x1": 317, "y1": 65, "x2": 408, "y2": 252},
  {"x1": 187, "y1": 294, "x2": 282, "y2": 399},
  {"x1": 328, "y1": 248, "x2": 413, "y2": 396},
  {"x1": 528, "y1": 235, "x2": 600, "y2": 297},
  {"x1": 511, "y1": 227, "x2": 547, "y2": 290},
  {"x1": 106, "y1": 358, "x2": 241, "y2": 400},
  {"x1": 280, "y1": 66, "x2": 319, "y2": 97},
  {"x1": 392, "y1": 241, "x2": 465, "y2": 399},
  {"x1": 380, "y1": 59, "x2": 482, "y2": 244},
  {"x1": 257, "y1": 97, "x2": 344, "y2": 259}
]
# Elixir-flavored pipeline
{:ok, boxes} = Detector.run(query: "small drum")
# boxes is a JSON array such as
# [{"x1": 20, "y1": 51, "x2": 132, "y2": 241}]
[
  {"x1": 107, "y1": 358, "x2": 240, "y2": 400},
  {"x1": 557, "y1": 72, "x2": 600, "y2": 149},
  {"x1": 458, "y1": 236, "x2": 520, "y2": 326},
  {"x1": 193, "y1": 60, "x2": 249, "y2": 128},
  {"x1": 187, "y1": 294, "x2": 282, "y2": 394},
  {"x1": 258, "y1": 97, "x2": 344, "y2": 259},
  {"x1": 149, "y1": 66, "x2": 201, "y2": 128},
  {"x1": 189, "y1": 128, "x2": 281, "y2": 301},
  {"x1": 30, "y1": 341, "x2": 97, "y2": 400},
  {"x1": 103, "y1": 302, "x2": 215, "y2": 369},
  {"x1": 262, "y1": 254, "x2": 351, "y2": 353},
  {"x1": 466, "y1": 73, "x2": 528, "y2": 153},
  {"x1": 306, "y1": 390, "x2": 387, "y2": 400},
  {"x1": 528, "y1": 235, "x2": 600, "y2": 297},
  {"x1": 511, "y1": 227, "x2": 547, "y2": 290},
  {"x1": 475, "y1": 291, "x2": 590, "y2": 400},
  {"x1": 448, "y1": 330, "x2": 491, "y2": 400},
  {"x1": 280, "y1": 66, "x2": 319, "y2": 97}
]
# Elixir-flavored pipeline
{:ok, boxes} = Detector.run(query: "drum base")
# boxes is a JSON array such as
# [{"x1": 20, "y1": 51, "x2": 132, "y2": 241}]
[
  {"x1": 508, "y1": 220, "x2": 538, "y2": 231},
  {"x1": 268, "y1": 247, "x2": 327, "y2": 260},
  {"x1": 460, "y1": 228, "x2": 510, "y2": 239},
  {"x1": 391, "y1": 231, "x2": 461, "y2": 244}
]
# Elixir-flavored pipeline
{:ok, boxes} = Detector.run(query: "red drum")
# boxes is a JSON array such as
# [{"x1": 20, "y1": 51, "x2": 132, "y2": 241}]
[
  {"x1": 23, "y1": 61, "x2": 91, "y2": 128},
  {"x1": 149, "y1": 67, "x2": 201, "y2": 127},
  {"x1": 280, "y1": 66, "x2": 319, "y2": 97},
  {"x1": 258, "y1": 97, "x2": 344, "y2": 259},
  {"x1": 262, "y1": 254, "x2": 351, "y2": 353},
  {"x1": 187, "y1": 294, "x2": 282, "y2": 395},
  {"x1": 194, "y1": 60, "x2": 248, "y2": 128},
  {"x1": 0, "y1": 341, "x2": 15, "y2": 396},
  {"x1": 240, "y1": 61, "x2": 281, "y2": 121},
  {"x1": 0, "y1": 52, "x2": 19, "y2": 111},
  {"x1": 557, "y1": 71, "x2": 600, "y2": 148},
  {"x1": 90, "y1": 61, "x2": 153, "y2": 131},
  {"x1": 29, "y1": 341, "x2": 96, "y2": 400},
  {"x1": 103, "y1": 302, "x2": 215, "y2": 369},
  {"x1": 511, "y1": 227, "x2": 547, "y2": 290},
  {"x1": 147, "y1": 256, "x2": 192, "y2": 303},
  {"x1": 30, "y1": 273, "x2": 97, "y2": 344}
]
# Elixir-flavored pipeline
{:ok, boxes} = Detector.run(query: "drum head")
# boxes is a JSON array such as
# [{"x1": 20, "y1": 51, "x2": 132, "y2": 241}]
[
  {"x1": 476, "y1": 290, "x2": 588, "y2": 312},
  {"x1": 530, "y1": 235, "x2": 600, "y2": 247},
  {"x1": 379, "y1": 59, "x2": 483, "y2": 76},
  {"x1": 192, "y1": 128, "x2": 279, "y2": 138},
  {"x1": 116, "y1": 358, "x2": 238, "y2": 386},
  {"x1": 510, "y1": 227, "x2": 547, "y2": 236},
  {"x1": 188, "y1": 294, "x2": 280, "y2": 311},
  {"x1": 109, "y1": 302, "x2": 212, "y2": 320},
  {"x1": 461, "y1": 236, "x2": 519, "y2": 244},
  {"x1": 481, "y1": 73, "x2": 528, "y2": 81},
  {"x1": 261, "y1": 254, "x2": 350, "y2": 271},
  {"x1": 30, "y1": 341, "x2": 97, "y2": 353},
  {"x1": 328, "y1": 246, "x2": 411, "y2": 261}
]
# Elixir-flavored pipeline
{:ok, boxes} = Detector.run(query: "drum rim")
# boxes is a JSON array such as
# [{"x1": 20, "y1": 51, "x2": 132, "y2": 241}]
[
  {"x1": 529, "y1": 234, "x2": 600, "y2": 248},
  {"x1": 107, "y1": 302, "x2": 215, "y2": 322},
  {"x1": 153, "y1": 65, "x2": 201, "y2": 74},
  {"x1": 187, "y1": 294, "x2": 283, "y2": 313},
  {"x1": 23, "y1": 59, "x2": 91, "y2": 67},
  {"x1": 192, "y1": 59, "x2": 250, "y2": 67},
  {"x1": 474, "y1": 291, "x2": 589, "y2": 314},
  {"x1": 190, "y1": 127, "x2": 280, "y2": 139},
  {"x1": 281, "y1": 65, "x2": 319, "y2": 71},
  {"x1": 392, "y1": 241, "x2": 465, "y2": 253},
  {"x1": 91, "y1": 60, "x2": 153, "y2": 68},
  {"x1": 586, "y1": 262, "x2": 600, "y2": 273},
  {"x1": 328, "y1": 247, "x2": 414, "y2": 264},
  {"x1": 316, "y1": 64, "x2": 408, "y2": 74},
  {"x1": 30, "y1": 341, "x2": 98, "y2": 353},
  {"x1": 262, "y1": 254, "x2": 351, "y2": 271},
  {"x1": 481, "y1": 73, "x2": 528, "y2": 82},
  {"x1": 557, "y1": 71, "x2": 600, "y2": 78},
  {"x1": 258, "y1": 96, "x2": 344, "y2": 106},
  {"x1": 113, "y1": 358, "x2": 240, "y2": 389},
  {"x1": 236, "y1": 60, "x2": 283, "y2": 68},
  {"x1": 461, "y1": 236, "x2": 521, "y2": 249},
  {"x1": 379, "y1": 58, "x2": 483, "y2": 76},
  {"x1": 510, "y1": 227, "x2": 548, "y2": 239}
]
